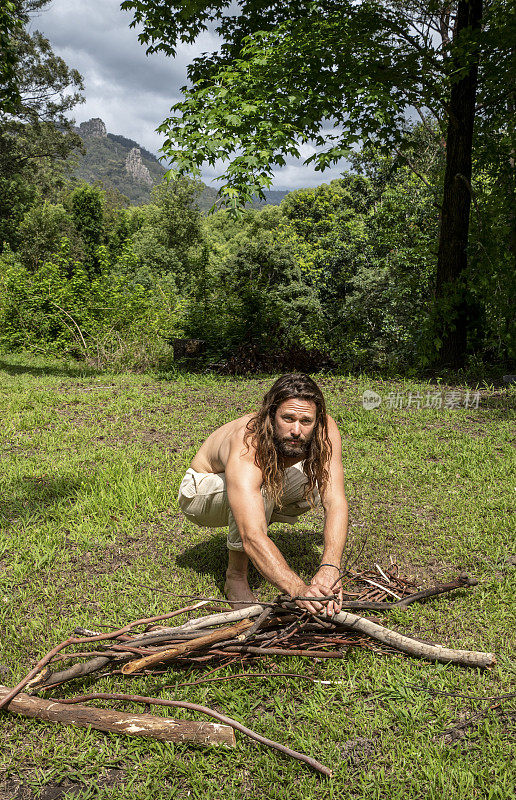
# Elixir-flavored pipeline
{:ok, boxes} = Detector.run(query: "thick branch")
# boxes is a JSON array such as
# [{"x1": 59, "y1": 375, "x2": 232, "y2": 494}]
[
  {"x1": 395, "y1": 576, "x2": 478, "y2": 607},
  {"x1": 331, "y1": 611, "x2": 495, "y2": 667},
  {"x1": 121, "y1": 618, "x2": 254, "y2": 674},
  {"x1": 0, "y1": 685, "x2": 235, "y2": 746}
]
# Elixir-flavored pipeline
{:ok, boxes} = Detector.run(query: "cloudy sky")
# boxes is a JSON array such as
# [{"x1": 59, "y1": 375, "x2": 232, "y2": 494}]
[{"x1": 32, "y1": 0, "x2": 348, "y2": 190}]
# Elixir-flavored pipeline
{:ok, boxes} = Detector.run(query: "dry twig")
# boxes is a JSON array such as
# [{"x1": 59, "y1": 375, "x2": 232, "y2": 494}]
[{"x1": 50, "y1": 692, "x2": 333, "y2": 777}]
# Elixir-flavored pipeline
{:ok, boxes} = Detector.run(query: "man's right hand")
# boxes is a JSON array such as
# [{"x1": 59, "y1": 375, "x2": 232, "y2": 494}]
[{"x1": 290, "y1": 580, "x2": 333, "y2": 615}]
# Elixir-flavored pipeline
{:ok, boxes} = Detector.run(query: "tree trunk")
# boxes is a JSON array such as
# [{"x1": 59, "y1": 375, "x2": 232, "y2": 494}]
[
  {"x1": 433, "y1": 0, "x2": 483, "y2": 369},
  {"x1": 508, "y1": 64, "x2": 516, "y2": 268}
]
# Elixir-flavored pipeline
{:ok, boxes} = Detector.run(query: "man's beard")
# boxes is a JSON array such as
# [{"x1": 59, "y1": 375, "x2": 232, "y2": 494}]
[{"x1": 273, "y1": 430, "x2": 313, "y2": 459}]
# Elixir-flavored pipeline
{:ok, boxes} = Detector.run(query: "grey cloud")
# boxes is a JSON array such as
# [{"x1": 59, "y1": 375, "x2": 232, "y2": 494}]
[
  {"x1": 34, "y1": 4, "x2": 215, "y2": 96},
  {"x1": 35, "y1": 0, "x2": 348, "y2": 189}
]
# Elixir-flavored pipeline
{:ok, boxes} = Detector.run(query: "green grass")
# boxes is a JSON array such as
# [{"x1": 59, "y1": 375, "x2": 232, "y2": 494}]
[{"x1": 0, "y1": 352, "x2": 515, "y2": 799}]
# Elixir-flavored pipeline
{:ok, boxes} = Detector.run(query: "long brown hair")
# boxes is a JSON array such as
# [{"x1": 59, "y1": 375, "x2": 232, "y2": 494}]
[{"x1": 243, "y1": 374, "x2": 332, "y2": 507}]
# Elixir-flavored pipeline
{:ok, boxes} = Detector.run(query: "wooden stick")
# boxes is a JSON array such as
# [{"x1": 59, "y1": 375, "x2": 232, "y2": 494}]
[
  {"x1": 0, "y1": 602, "x2": 211, "y2": 708},
  {"x1": 286, "y1": 576, "x2": 478, "y2": 612},
  {"x1": 35, "y1": 611, "x2": 269, "y2": 691},
  {"x1": 0, "y1": 685, "x2": 235, "y2": 746},
  {"x1": 170, "y1": 672, "x2": 319, "y2": 689},
  {"x1": 214, "y1": 646, "x2": 345, "y2": 659},
  {"x1": 242, "y1": 606, "x2": 274, "y2": 640},
  {"x1": 32, "y1": 656, "x2": 119, "y2": 691},
  {"x1": 51, "y1": 692, "x2": 332, "y2": 777},
  {"x1": 394, "y1": 577, "x2": 478, "y2": 606},
  {"x1": 339, "y1": 601, "x2": 409, "y2": 610},
  {"x1": 360, "y1": 578, "x2": 402, "y2": 600},
  {"x1": 180, "y1": 604, "x2": 266, "y2": 631},
  {"x1": 109, "y1": 605, "x2": 267, "y2": 650},
  {"x1": 330, "y1": 611, "x2": 496, "y2": 667},
  {"x1": 121, "y1": 619, "x2": 254, "y2": 675}
]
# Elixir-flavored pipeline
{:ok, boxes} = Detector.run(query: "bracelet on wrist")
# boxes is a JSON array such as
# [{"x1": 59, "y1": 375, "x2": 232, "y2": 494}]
[{"x1": 318, "y1": 563, "x2": 341, "y2": 572}]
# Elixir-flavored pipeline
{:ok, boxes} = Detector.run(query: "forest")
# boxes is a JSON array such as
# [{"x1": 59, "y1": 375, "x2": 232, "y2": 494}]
[{"x1": 1, "y1": 0, "x2": 514, "y2": 377}]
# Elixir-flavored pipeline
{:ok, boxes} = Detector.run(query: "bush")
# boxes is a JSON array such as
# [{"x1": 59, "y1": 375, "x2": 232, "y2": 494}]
[
  {"x1": 181, "y1": 225, "x2": 325, "y2": 361},
  {"x1": 70, "y1": 184, "x2": 104, "y2": 275},
  {"x1": 16, "y1": 201, "x2": 78, "y2": 270},
  {"x1": 0, "y1": 238, "x2": 183, "y2": 369}
]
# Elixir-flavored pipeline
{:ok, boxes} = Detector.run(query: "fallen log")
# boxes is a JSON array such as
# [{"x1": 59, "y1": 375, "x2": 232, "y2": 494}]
[{"x1": 0, "y1": 685, "x2": 235, "y2": 746}]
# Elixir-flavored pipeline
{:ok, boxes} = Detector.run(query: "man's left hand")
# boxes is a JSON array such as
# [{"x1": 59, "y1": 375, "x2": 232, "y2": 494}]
[{"x1": 310, "y1": 566, "x2": 343, "y2": 616}]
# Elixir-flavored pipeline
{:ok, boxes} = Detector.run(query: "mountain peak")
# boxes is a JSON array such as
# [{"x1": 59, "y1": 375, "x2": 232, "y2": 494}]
[{"x1": 78, "y1": 118, "x2": 107, "y2": 138}]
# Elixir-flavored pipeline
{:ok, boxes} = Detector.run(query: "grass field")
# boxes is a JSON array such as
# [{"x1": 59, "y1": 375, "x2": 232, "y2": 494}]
[{"x1": 0, "y1": 353, "x2": 515, "y2": 800}]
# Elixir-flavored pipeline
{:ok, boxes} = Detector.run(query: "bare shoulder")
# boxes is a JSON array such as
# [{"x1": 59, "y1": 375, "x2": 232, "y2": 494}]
[
  {"x1": 190, "y1": 412, "x2": 257, "y2": 473},
  {"x1": 228, "y1": 413, "x2": 258, "y2": 461},
  {"x1": 326, "y1": 414, "x2": 342, "y2": 443},
  {"x1": 237, "y1": 412, "x2": 256, "y2": 428},
  {"x1": 228, "y1": 412, "x2": 256, "y2": 440},
  {"x1": 225, "y1": 413, "x2": 263, "y2": 487}
]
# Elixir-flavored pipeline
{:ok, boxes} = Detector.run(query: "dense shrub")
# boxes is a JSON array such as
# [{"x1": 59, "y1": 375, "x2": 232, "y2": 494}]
[
  {"x1": 17, "y1": 201, "x2": 78, "y2": 269},
  {"x1": 180, "y1": 223, "x2": 325, "y2": 360},
  {"x1": 70, "y1": 184, "x2": 104, "y2": 275},
  {"x1": 0, "y1": 238, "x2": 182, "y2": 368}
]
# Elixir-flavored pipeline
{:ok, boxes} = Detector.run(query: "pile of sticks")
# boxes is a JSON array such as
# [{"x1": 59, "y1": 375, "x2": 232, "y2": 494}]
[
  {"x1": 341, "y1": 562, "x2": 418, "y2": 603},
  {"x1": 0, "y1": 567, "x2": 497, "y2": 777}
]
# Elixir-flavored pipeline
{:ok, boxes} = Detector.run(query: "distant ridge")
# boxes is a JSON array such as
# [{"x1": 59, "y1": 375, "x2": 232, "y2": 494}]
[
  {"x1": 71, "y1": 118, "x2": 289, "y2": 209},
  {"x1": 252, "y1": 190, "x2": 289, "y2": 207}
]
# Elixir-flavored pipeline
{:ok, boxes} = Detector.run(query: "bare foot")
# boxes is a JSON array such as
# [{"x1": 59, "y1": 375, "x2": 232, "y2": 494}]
[{"x1": 224, "y1": 573, "x2": 259, "y2": 610}]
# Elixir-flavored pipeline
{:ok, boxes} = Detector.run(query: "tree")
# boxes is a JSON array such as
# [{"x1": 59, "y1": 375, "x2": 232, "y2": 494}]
[
  {"x1": 0, "y1": 0, "x2": 84, "y2": 249},
  {"x1": 126, "y1": 177, "x2": 205, "y2": 288},
  {"x1": 16, "y1": 200, "x2": 76, "y2": 269},
  {"x1": 121, "y1": 0, "x2": 513, "y2": 369},
  {"x1": 0, "y1": 2, "x2": 23, "y2": 112},
  {"x1": 183, "y1": 219, "x2": 324, "y2": 358},
  {"x1": 122, "y1": 0, "x2": 428, "y2": 203},
  {"x1": 432, "y1": 0, "x2": 483, "y2": 368},
  {"x1": 70, "y1": 184, "x2": 104, "y2": 275}
]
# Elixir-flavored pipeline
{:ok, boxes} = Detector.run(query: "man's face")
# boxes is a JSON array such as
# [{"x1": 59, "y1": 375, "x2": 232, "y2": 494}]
[{"x1": 273, "y1": 398, "x2": 317, "y2": 459}]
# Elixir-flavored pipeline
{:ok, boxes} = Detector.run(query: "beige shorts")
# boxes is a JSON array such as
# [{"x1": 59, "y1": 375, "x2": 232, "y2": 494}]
[{"x1": 177, "y1": 463, "x2": 321, "y2": 551}]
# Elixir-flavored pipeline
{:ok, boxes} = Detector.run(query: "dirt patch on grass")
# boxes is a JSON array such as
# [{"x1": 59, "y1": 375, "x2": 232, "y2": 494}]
[
  {"x1": 338, "y1": 736, "x2": 378, "y2": 766},
  {"x1": 63, "y1": 519, "x2": 184, "y2": 580},
  {"x1": 138, "y1": 429, "x2": 179, "y2": 448},
  {"x1": 1, "y1": 768, "x2": 126, "y2": 800}
]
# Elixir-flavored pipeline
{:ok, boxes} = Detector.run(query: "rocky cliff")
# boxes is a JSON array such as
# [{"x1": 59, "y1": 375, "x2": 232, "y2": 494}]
[
  {"x1": 71, "y1": 118, "x2": 165, "y2": 204},
  {"x1": 125, "y1": 147, "x2": 153, "y2": 187},
  {"x1": 78, "y1": 118, "x2": 107, "y2": 138}
]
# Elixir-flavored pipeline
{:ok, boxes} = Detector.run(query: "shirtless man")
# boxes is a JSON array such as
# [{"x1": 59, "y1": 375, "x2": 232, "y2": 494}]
[{"x1": 177, "y1": 373, "x2": 348, "y2": 615}]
